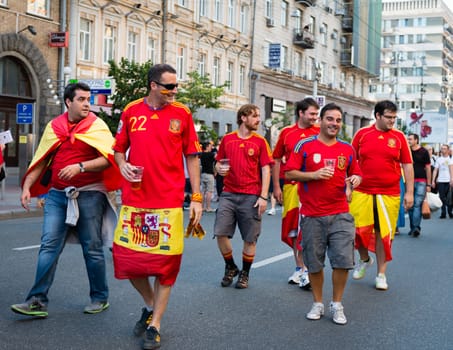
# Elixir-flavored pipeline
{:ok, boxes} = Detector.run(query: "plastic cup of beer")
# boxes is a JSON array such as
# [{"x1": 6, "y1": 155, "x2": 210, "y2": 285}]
[
  {"x1": 131, "y1": 165, "x2": 144, "y2": 190},
  {"x1": 324, "y1": 158, "x2": 336, "y2": 170},
  {"x1": 219, "y1": 159, "x2": 230, "y2": 174}
]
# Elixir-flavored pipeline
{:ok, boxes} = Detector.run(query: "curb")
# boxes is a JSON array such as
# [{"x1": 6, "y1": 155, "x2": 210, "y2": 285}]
[{"x1": 0, "y1": 209, "x2": 43, "y2": 221}]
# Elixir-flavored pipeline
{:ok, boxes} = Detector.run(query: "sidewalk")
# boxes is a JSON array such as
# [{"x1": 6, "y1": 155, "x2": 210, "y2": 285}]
[{"x1": 0, "y1": 167, "x2": 42, "y2": 220}]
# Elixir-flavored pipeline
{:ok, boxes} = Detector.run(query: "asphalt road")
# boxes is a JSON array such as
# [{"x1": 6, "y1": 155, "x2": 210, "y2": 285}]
[{"x1": 1, "y1": 208, "x2": 452, "y2": 350}]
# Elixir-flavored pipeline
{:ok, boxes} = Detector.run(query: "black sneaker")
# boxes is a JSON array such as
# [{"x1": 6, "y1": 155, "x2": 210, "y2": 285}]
[
  {"x1": 235, "y1": 270, "x2": 249, "y2": 289},
  {"x1": 11, "y1": 297, "x2": 48, "y2": 318},
  {"x1": 133, "y1": 307, "x2": 153, "y2": 337},
  {"x1": 412, "y1": 228, "x2": 421, "y2": 237},
  {"x1": 143, "y1": 326, "x2": 161, "y2": 350},
  {"x1": 221, "y1": 266, "x2": 239, "y2": 287}
]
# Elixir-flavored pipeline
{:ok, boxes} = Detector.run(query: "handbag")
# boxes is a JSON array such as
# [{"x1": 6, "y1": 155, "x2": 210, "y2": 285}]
[
  {"x1": 426, "y1": 192, "x2": 442, "y2": 211},
  {"x1": 422, "y1": 199, "x2": 431, "y2": 219}
]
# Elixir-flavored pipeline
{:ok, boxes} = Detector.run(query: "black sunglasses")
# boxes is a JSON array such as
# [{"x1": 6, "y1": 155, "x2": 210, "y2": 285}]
[{"x1": 153, "y1": 81, "x2": 178, "y2": 90}]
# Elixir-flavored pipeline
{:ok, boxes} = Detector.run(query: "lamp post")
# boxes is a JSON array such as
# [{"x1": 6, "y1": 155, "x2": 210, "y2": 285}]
[{"x1": 413, "y1": 56, "x2": 427, "y2": 112}]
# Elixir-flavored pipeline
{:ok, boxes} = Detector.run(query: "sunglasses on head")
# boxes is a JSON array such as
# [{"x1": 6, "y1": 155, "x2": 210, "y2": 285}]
[{"x1": 153, "y1": 81, "x2": 178, "y2": 90}]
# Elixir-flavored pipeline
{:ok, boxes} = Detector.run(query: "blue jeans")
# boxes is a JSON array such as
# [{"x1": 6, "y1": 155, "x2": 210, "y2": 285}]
[
  {"x1": 408, "y1": 182, "x2": 427, "y2": 233},
  {"x1": 27, "y1": 189, "x2": 108, "y2": 304}
]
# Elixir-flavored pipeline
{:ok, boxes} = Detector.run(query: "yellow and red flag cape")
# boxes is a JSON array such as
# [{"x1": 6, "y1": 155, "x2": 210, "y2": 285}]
[
  {"x1": 349, "y1": 191, "x2": 400, "y2": 261},
  {"x1": 281, "y1": 183, "x2": 301, "y2": 250},
  {"x1": 23, "y1": 112, "x2": 121, "y2": 195}
]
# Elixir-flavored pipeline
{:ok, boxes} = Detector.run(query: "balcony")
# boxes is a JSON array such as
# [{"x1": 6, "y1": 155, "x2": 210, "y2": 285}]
[
  {"x1": 293, "y1": 30, "x2": 314, "y2": 49},
  {"x1": 340, "y1": 49, "x2": 352, "y2": 67},
  {"x1": 295, "y1": 0, "x2": 316, "y2": 6},
  {"x1": 342, "y1": 16, "x2": 353, "y2": 32}
]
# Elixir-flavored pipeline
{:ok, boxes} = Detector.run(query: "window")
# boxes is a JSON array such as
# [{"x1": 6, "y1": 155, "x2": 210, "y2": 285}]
[
  {"x1": 212, "y1": 121, "x2": 220, "y2": 136},
  {"x1": 320, "y1": 23, "x2": 327, "y2": 46},
  {"x1": 281, "y1": 1, "x2": 288, "y2": 27},
  {"x1": 198, "y1": 53, "x2": 206, "y2": 76},
  {"x1": 127, "y1": 31, "x2": 138, "y2": 62},
  {"x1": 214, "y1": 0, "x2": 222, "y2": 22},
  {"x1": 0, "y1": 0, "x2": 7, "y2": 6},
  {"x1": 177, "y1": 46, "x2": 187, "y2": 80},
  {"x1": 240, "y1": 5, "x2": 248, "y2": 33},
  {"x1": 79, "y1": 18, "x2": 93, "y2": 61},
  {"x1": 308, "y1": 16, "x2": 315, "y2": 33},
  {"x1": 103, "y1": 25, "x2": 116, "y2": 64},
  {"x1": 332, "y1": 30, "x2": 339, "y2": 51},
  {"x1": 295, "y1": 52, "x2": 302, "y2": 76},
  {"x1": 225, "y1": 123, "x2": 233, "y2": 134},
  {"x1": 178, "y1": 0, "x2": 187, "y2": 6},
  {"x1": 321, "y1": 62, "x2": 327, "y2": 84},
  {"x1": 308, "y1": 57, "x2": 316, "y2": 80},
  {"x1": 239, "y1": 65, "x2": 245, "y2": 94},
  {"x1": 27, "y1": 0, "x2": 50, "y2": 17},
  {"x1": 147, "y1": 36, "x2": 156, "y2": 63},
  {"x1": 213, "y1": 57, "x2": 220, "y2": 86},
  {"x1": 265, "y1": 0, "x2": 273, "y2": 18},
  {"x1": 228, "y1": 0, "x2": 235, "y2": 27},
  {"x1": 199, "y1": 0, "x2": 208, "y2": 17},
  {"x1": 281, "y1": 45, "x2": 288, "y2": 70},
  {"x1": 227, "y1": 61, "x2": 234, "y2": 92},
  {"x1": 331, "y1": 66, "x2": 337, "y2": 88},
  {"x1": 294, "y1": 9, "x2": 302, "y2": 32}
]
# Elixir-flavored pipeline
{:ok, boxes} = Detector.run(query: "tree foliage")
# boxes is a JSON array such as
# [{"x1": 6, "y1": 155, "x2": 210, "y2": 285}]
[
  {"x1": 176, "y1": 71, "x2": 228, "y2": 116},
  {"x1": 99, "y1": 58, "x2": 153, "y2": 133}
]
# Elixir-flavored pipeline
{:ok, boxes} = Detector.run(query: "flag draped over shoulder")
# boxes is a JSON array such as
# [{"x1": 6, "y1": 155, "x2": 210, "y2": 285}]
[
  {"x1": 23, "y1": 112, "x2": 121, "y2": 196},
  {"x1": 349, "y1": 191, "x2": 400, "y2": 261},
  {"x1": 281, "y1": 183, "x2": 301, "y2": 250}
]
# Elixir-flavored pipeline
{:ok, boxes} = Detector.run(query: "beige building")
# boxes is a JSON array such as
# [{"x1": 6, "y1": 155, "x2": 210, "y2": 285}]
[{"x1": 0, "y1": 0, "x2": 381, "y2": 173}]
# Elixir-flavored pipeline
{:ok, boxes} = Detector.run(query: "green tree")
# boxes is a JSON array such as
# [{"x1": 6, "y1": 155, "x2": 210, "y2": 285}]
[
  {"x1": 176, "y1": 71, "x2": 228, "y2": 116},
  {"x1": 99, "y1": 58, "x2": 153, "y2": 133}
]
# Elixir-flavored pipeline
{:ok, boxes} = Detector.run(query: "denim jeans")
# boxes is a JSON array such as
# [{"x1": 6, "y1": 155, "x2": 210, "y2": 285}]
[
  {"x1": 27, "y1": 189, "x2": 108, "y2": 304},
  {"x1": 437, "y1": 182, "x2": 452, "y2": 216},
  {"x1": 408, "y1": 182, "x2": 427, "y2": 232}
]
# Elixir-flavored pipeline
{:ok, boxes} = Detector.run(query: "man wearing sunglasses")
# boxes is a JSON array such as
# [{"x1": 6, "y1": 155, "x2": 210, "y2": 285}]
[{"x1": 112, "y1": 64, "x2": 202, "y2": 350}]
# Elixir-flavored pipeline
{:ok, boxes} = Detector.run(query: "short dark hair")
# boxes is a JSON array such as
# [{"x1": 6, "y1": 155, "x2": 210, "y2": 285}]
[
  {"x1": 147, "y1": 64, "x2": 177, "y2": 89},
  {"x1": 374, "y1": 100, "x2": 397, "y2": 118},
  {"x1": 295, "y1": 97, "x2": 319, "y2": 117},
  {"x1": 237, "y1": 104, "x2": 259, "y2": 125},
  {"x1": 320, "y1": 103, "x2": 343, "y2": 119},
  {"x1": 64, "y1": 82, "x2": 91, "y2": 107},
  {"x1": 408, "y1": 133, "x2": 419, "y2": 143}
]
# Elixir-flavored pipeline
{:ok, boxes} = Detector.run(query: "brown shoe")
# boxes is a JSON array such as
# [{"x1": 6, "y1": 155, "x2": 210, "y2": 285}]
[
  {"x1": 221, "y1": 266, "x2": 239, "y2": 287},
  {"x1": 235, "y1": 270, "x2": 249, "y2": 289}
]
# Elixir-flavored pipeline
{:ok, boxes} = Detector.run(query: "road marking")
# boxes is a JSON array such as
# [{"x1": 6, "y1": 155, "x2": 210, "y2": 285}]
[
  {"x1": 13, "y1": 245, "x2": 40, "y2": 251},
  {"x1": 252, "y1": 251, "x2": 293, "y2": 269}
]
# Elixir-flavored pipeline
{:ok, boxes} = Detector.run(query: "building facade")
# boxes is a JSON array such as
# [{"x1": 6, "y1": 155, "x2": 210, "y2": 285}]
[{"x1": 372, "y1": 0, "x2": 453, "y2": 143}]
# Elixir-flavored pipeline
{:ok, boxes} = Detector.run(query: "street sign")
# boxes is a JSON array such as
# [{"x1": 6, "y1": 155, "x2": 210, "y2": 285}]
[
  {"x1": 69, "y1": 79, "x2": 112, "y2": 94},
  {"x1": 16, "y1": 103, "x2": 33, "y2": 124},
  {"x1": 305, "y1": 95, "x2": 326, "y2": 107}
]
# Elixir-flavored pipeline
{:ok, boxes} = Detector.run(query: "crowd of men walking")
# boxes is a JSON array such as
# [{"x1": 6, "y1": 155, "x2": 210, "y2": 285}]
[{"x1": 9, "y1": 62, "x2": 446, "y2": 350}]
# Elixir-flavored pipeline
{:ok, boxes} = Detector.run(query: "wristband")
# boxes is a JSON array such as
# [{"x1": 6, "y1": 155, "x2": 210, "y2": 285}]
[
  {"x1": 259, "y1": 195, "x2": 268, "y2": 201},
  {"x1": 191, "y1": 192, "x2": 203, "y2": 203}
]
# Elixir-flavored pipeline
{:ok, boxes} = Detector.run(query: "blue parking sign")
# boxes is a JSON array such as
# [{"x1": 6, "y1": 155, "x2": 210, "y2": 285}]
[{"x1": 16, "y1": 103, "x2": 34, "y2": 124}]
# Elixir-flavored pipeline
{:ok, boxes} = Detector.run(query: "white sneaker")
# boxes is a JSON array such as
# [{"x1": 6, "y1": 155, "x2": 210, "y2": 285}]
[
  {"x1": 306, "y1": 302, "x2": 324, "y2": 320},
  {"x1": 352, "y1": 256, "x2": 374, "y2": 280},
  {"x1": 330, "y1": 302, "x2": 347, "y2": 325},
  {"x1": 299, "y1": 270, "x2": 311, "y2": 290},
  {"x1": 375, "y1": 273, "x2": 388, "y2": 290},
  {"x1": 287, "y1": 269, "x2": 303, "y2": 284},
  {"x1": 267, "y1": 208, "x2": 276, "y2": 215}
]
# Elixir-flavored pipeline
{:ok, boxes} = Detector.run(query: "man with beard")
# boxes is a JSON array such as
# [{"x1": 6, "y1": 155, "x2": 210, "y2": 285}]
[
  {"x1": 272, "y1": 97, "x2": 320, "y2": 288},
  {"x1": 214, "y1": 104, "x2": 274, "y2": 289},
  {"x1": 286, "y1": 103, "x2": 362, "y2": 325}
]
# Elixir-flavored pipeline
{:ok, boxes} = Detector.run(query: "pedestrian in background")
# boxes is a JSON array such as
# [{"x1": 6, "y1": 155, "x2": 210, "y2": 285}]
[
  {"x1": 431, "y1": 144, "x2": 453, "y2": 218},
  {"x1": 214, "y1": 104, "x2": 273, "y2": 289},
  {"x1": 349, "y1": 100, "x2": 413, "y2": 291},
  {"x1": 112, "y1": 64, "x2": 202, "y2": 350},
  {"x1": 11, "y1": 82, "x2": 121, "y2": 318},
  {"x1": 199, "y1": 141, "x2": 216, "y2": 212},
  {"x1": 407, "y1": 133, "x2": 431, "y2": 237},
  {"x1": 271, "y1": 97, "x2": 320, "y2": 288},
  {"x1": 286, "y1": 102, "x2": 362, "y2": 325}
]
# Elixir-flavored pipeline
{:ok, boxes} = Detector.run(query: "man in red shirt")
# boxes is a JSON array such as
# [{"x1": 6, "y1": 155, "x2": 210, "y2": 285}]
[
  {"x1": 113, "y1": 64, "x2": 202, "y2": 350},
  {"x1": 286, "y1": 103, "x2": 362, "y2": 325},
  {"x1": 11, "y1": 83, "x2": 121, "y2": 318},
  {"x1": 272, "y1": 97, "x2": 320, "y2": 288},
  {"x1": 349, "y1": 100, "x2": 414, "y2": 291},
  {"x1": 214, "y1": 104, "x2": 274, "y2": 289}
]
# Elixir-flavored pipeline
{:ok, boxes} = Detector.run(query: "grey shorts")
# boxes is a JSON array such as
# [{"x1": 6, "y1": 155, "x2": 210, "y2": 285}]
[
  {"x1": 214, "y1": 192, "x2": 261, "y2": 243},
  {"x1": 300, "y1": 213, "x2": 355, "y2": 273},
  {"x1": 201, "y1": 173, "x2": 215, "y2": 193}
]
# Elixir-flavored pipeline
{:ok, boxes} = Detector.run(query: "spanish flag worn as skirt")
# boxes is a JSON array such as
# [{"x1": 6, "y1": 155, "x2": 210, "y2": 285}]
[
  {"x1": 112, "y1": 205, "x2": 184, "y2": 286},
  {"x1": 349, "y1": 190, "x2": 401, "y2": 262}
]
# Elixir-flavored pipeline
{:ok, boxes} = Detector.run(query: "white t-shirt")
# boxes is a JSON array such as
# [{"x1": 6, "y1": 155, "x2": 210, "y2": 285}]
[{"x1": 434, "y1": 155, "x2": 453, "y2": 183}]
